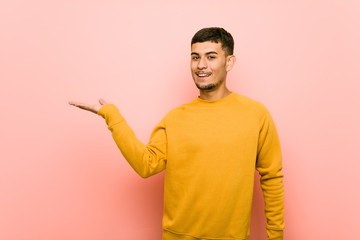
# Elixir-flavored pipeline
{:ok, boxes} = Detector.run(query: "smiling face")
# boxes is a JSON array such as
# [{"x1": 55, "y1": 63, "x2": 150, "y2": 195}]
[{"x1": 191, "y1": 41, "x2": 235, "y2": 92}]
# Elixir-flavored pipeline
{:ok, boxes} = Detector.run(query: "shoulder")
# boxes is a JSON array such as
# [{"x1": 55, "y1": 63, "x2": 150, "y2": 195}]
[
  {"x1": 230, "y1": 93, "x2": 278, "y2": 129},
  {"x1": 231, "y1": 92, "x2": 269, "y2": 114},
  {"x1": 163, "y1": 99, "x2": 197, "y2": 118}
]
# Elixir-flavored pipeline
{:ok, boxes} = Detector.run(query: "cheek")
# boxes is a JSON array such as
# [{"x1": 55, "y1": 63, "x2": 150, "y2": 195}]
[{"x1": 211, "y1": 63, "x2": 224, "y2": 73}]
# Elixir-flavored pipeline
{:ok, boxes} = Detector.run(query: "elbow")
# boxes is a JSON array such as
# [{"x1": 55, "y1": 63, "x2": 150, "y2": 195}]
[
  {"x1": 138, "y1": 171, "x2": 152, "y2": 179},
  {"x1": 133, "y1": 167, "x2": 152, "y2": 178},
  {"x1": 260, "y1": 172, "x2": 284, "y2": 183}
]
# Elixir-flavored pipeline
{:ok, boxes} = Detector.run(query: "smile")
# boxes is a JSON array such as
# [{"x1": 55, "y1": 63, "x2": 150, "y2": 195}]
[{"x1": 196, "y1": 72, "x2": 212, "y2": 77}]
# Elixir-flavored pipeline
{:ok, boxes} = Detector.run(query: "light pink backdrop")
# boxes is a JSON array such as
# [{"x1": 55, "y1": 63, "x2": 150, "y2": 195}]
[{"x1": 1, "y1": 0, "x2": 359, "y2": 239}]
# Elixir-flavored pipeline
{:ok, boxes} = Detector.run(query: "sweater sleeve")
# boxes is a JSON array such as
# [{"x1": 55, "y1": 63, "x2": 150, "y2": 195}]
[
  {"x1": 98, "y1": 104, "x2": 167, "y2": 178},
  {"x1": 256, "y1": 109, "x2": 285, "y2": 240}
]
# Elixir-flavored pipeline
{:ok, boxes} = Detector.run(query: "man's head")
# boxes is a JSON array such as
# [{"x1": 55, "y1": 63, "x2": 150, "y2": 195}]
[
  {"x1": 191, "y1": 27, "x2": 234, "y2": 56},
  {"x1": 190, "y1": 27, "x2": 236, "y2": 92}
]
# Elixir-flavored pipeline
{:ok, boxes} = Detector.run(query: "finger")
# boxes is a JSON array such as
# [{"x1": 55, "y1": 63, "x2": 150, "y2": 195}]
[
  {"x1": 69, "y1": 101, "x2": 82, "y2": 107},
  {"x1": 69, "y1": 101, "x2": 95, "y2": 112},
  {"x1": 99, "y1": 98, "x2": 108, "y2": 105},
  {"x1": 69, "y1": 101, "x2": 88, "y2": 108}
]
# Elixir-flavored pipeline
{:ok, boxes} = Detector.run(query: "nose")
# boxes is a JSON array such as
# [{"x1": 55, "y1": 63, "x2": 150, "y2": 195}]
[{"x1": 197, "y1": 57, "x2": 207, "y2": 69}]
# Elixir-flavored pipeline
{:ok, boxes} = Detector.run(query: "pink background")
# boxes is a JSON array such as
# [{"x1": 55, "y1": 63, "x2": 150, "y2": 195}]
[{"x1": 1, "y1": 0, "x2": 359, "y2": 239}]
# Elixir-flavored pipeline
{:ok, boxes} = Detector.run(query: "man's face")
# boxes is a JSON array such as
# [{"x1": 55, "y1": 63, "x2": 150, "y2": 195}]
[{"x1": 191, "y1": 41, "x2": 233, "y2": 91}]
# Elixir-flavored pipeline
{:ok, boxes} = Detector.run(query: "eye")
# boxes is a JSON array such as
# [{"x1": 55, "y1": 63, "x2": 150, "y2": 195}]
[
  {"x1": 192, "y1": 56, "x2": 200, "y2": 60},
  {"x1": 208, "y1": 55, "x2": 216, "y2": 60}
]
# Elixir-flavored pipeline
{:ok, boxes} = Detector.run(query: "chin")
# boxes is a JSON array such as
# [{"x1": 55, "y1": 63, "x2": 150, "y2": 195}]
[{"x1": 195, "y1": 83, "x2": 217, "y2": 91}]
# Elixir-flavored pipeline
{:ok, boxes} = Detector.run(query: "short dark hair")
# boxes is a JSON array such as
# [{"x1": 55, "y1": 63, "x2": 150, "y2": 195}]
[{"x1": 191, "y1": 27, "x2": 234, "y2": 55}]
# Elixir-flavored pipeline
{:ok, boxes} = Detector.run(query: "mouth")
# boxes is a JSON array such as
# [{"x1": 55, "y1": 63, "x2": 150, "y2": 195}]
[{"x1": 195, "y1": 72, "x2": 212, "y2": 78}]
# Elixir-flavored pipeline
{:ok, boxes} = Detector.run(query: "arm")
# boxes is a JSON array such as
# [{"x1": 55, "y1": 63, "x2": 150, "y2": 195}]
[
  {"x1": 98, "y1": 104, "x2": 166, "y2": 178},
  {"x1": 68, "y1": 99, "x2": 166, "y2": 178},
  {"x1": 256, "y1": 109, "x2": 285, "y2": 240}
]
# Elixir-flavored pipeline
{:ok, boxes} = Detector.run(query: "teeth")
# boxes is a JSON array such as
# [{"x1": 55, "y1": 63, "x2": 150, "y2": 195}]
[{"x1": 198, "y1": 73, "x2": 210, "y2": 77}]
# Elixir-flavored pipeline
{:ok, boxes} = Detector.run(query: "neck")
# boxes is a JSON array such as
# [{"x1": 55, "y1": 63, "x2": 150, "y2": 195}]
[{"x1": 199, "y1": 85, "x2": 232, "y2": 101}]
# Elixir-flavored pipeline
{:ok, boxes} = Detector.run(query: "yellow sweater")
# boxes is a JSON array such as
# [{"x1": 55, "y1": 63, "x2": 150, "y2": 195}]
[{"x1": 98, "y1": 92, "x2": 284, "y2": 240}]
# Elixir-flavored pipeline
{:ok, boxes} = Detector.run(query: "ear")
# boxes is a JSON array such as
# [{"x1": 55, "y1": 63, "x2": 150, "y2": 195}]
[{"x1": 226, "y1": 55, "x2": 236, "y2": 72}]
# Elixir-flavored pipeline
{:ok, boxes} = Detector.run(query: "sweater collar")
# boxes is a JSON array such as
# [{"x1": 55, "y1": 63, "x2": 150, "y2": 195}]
[{"x1": 195, "y1": 92, "x2": 235, "y2": 104}]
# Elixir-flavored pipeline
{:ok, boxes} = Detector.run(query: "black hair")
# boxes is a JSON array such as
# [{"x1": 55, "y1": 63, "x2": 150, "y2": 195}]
[{"x1": 191, "y1": 27, "x2": 234, "y2": 55}]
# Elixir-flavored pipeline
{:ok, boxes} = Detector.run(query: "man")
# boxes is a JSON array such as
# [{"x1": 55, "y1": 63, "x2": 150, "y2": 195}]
[{"x1": 69, "y1": 27, "x2": 284, "y2": 240}]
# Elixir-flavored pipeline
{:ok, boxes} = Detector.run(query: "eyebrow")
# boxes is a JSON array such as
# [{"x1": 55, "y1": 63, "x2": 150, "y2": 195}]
[{"x1": 191, "y1": 51, "x2": 218, "y2": 55}]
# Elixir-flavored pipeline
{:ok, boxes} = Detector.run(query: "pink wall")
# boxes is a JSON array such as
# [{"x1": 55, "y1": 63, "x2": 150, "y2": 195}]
[{"x1": 1, "y1": 1, "x2": 359, "y2": 239}]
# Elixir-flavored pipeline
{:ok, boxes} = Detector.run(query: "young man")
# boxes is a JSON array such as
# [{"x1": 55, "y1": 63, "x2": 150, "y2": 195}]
[{"x1": 69, "y1": 27, "x2": 284, "y2": 240}]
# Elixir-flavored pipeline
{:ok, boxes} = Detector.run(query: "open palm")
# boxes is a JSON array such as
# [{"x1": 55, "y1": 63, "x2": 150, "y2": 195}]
[{"x1": 68, "y1": 98, "x2": 108, "y2": 114}]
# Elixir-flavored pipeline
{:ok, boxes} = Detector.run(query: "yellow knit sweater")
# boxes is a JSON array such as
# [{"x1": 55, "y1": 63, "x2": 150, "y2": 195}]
[{"x1": 98, "y1": 92, "x2": 284, "y2": 240}]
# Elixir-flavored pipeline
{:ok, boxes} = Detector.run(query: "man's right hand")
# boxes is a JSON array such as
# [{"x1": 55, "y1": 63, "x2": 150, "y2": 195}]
[{"x1": 68, "y1": 98, "x2": 108, "y2": 114}]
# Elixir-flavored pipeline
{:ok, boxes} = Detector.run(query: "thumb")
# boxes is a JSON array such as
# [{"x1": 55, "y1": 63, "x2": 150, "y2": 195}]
[{"x1": 99, "y1": 98, "x2": 108, "y2": 105}]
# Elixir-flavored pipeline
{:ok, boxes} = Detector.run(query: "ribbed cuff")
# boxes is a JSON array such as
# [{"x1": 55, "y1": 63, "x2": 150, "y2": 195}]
[
  {"x1": 97, "y1": 104, "x2": 126, "y2": 128},
  {"x1": 266, "y1": 228, "x2": 283, "y2": 240}
]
